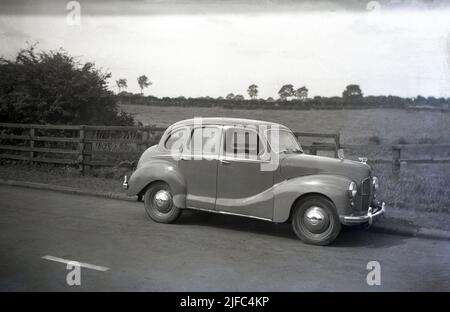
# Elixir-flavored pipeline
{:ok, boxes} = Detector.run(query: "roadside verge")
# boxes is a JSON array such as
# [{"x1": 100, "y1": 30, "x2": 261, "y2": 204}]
[{"x1": 0, "y1": 178, "x2": 133, "y2": 202}]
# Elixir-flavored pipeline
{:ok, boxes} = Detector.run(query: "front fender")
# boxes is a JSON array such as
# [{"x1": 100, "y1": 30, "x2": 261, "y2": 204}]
[
  {"x1": 126, "y1": 159, "x2": 187, "y2": 208},
  {"x1": 273, "y1": 174, "x2": 352, "y2": 223}
]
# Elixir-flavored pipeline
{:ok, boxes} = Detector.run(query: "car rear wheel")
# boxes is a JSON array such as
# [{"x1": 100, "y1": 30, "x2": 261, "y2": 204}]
[
  {"x1": 291, "y1": 196, "x2": 341, "y2": 246},
  {"x1": 144, "y1": 182, "x2": 181, "y2": 223}
]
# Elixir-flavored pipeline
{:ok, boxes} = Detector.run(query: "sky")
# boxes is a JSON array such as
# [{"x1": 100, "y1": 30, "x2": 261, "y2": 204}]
[{"x1": 1, "y1": 0, "x2": 450, "y2": 98}]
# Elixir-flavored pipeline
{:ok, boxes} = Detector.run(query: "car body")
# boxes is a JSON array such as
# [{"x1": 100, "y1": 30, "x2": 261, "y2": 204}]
[{"x1": 124, "y1": 117, "x2": 385, "y2": 245}]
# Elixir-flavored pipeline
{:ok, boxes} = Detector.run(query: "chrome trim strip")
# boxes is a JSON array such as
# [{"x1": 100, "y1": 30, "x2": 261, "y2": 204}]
[
  {"x1": 178, "y1": 154, "x2": 219, "y2": 160},
  {"x1": 186, "y1": 206, "x2": 273, "y2": 222},
  {"x1": 186, "y1": 194, "x2": 216, "y2": 205},
  {"x1": 219, "y1": 156, "x2": 271, "y2": 163},
  {"x1": 175, "y1": 154, "x2": 271, "y2": 163}
]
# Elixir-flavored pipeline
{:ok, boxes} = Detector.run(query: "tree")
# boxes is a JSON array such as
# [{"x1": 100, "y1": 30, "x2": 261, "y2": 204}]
[
  {"x1": 234, "y1": 94, "x2": 244, "y2": 101},
  {"x1": 137, "y1": 75, "x2": 152, "y2": 95},
  {"x1": 342, "y1": 84, "x2": 363, "y2": 99},
  {"x1": 247, "y1": 84, "x2": 258, "y2": 99},
  {"x1": 278, "y1": 84, "x2": 295, "y2": 100},
  {"x1": 294, "y1": 86, "x2": 308, "y2": 101},
  {"x1": 116, "y1": 78, "x2": 127, "y2": 93},
  {"x1": 226, "y1": 93, "x2": 235, "y2": 100},
  {"x1": 0, "y1": 45, "x2": 134, "y2": 125}
]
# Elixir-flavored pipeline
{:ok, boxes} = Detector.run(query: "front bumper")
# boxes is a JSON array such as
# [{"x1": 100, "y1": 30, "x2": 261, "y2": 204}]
[
  {"x1": 342, "y1": 201, "x2": 385, "y2": 226},
  {"x1": 123, "y1": 175, "x2": 129, "y2": 190}
]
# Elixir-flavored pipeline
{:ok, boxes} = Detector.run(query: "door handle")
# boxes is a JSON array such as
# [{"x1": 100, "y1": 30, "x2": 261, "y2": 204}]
[{"x1": 220, "y1": 159, "x2": 231, "y2": 165}]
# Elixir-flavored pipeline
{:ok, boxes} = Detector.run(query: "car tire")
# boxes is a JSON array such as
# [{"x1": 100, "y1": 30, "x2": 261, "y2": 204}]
[
  {"x1": 144, "y1": 182, "x2": 181, "y2": 223},
  {"x1": 291, "y1": 196, "x2": 341, "y2": 246}
]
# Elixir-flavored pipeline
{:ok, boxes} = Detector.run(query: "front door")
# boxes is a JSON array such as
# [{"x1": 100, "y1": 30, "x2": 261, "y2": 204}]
[
  {"x1": 216, "y1": 126, "x2": 275, "y2": 220},
  {"x1": 179, "y1": 125, "x2": 222, "y2": 210}
]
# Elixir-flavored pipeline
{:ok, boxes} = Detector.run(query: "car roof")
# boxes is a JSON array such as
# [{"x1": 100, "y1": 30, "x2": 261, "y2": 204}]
[{"x1": 168, "y1": 117, "x2": 288, "y2": 130}]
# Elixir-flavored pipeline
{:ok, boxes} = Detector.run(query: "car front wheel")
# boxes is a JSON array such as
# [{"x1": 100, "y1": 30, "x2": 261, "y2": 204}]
[
  {"x1": 144, "y1": 182, "x2": 181, "y2": 223},
  {"x1": 291, "y1": 196, "x2": 341, "y2": 246}
]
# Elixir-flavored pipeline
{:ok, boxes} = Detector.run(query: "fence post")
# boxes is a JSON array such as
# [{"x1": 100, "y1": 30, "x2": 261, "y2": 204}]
[
  {"x1": 78, "y1": 126, "x2": 85, "y2": 175},
  {"x1": 334, "y1": 133, "x2": 341, "y2": 158},
  {"x1": 135, "y1": 128, "x2": 141, "y2": 153},
  {"x1": 146, "y1": 128, "x2": 152, "y2": 147},
  {"x1": 29, "y1": 127, "x2": 35, "y2": 163},
  {"x1": 84, "y1": 128, "x2": 93, "y2": 171},
  {"x1": 392, "y1": 146, "x2": 401, "y2": 177},
  {"x1": 140, "y1": 128, "x2": 148, "y2": 152}
]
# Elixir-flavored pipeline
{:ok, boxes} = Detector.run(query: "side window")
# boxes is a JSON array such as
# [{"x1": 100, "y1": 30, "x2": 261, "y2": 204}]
[
  {"x1": 224, "y1": 127, "x2": 265, "y2": 159},
  {"x1": 164, "y1": 128, "x2": 188, "y2": 152},
  {"x1": 188, "y1": 126, "x2": 221, "y2": 156}
]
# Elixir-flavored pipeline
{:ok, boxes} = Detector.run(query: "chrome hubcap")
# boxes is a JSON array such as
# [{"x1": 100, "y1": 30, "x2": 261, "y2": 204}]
[
  {"x1": 303, "y1": 206, "x2": 330, "y2": 233},
  {"x1": 153, "y1": 190, "x2": 172, "y2": 213}
]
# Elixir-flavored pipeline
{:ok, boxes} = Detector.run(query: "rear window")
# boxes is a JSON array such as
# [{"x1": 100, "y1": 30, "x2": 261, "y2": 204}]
[
  {"x1": 164, "y1": 128, "x2": 188, "y2": 151},
  {"x1": 187, "y1": 126, "x2": 221, "y2": 156}
]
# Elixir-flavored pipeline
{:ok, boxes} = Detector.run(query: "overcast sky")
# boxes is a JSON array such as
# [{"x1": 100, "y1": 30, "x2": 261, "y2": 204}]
[{"x1": 1, "y1": 0, "x2": 450, "y2": 98}]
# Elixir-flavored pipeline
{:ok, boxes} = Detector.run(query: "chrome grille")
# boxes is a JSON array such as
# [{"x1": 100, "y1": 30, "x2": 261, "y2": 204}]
[
  {"x1": 360, "y1": 177, "x2": 372, "y2": 211},
  {"x1": 361, "y1": 177, "x2": 371, "y2": 195}
]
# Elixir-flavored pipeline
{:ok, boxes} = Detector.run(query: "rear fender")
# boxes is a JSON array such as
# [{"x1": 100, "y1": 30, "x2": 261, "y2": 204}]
[{"x1": 126, "y1": 159, "x2": 187, "y2": 208}]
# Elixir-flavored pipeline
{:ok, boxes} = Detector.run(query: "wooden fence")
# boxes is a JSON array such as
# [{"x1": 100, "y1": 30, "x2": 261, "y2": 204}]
[
  {"x1": 390, "y1": 144, "x2": 450, "y2": 175},
  {"x1": 0, "y1": 123, "x2": 165, "y2": 174},
  {"x1": 296, "y1": 139, "x2": 450, "y2": 175},
  {"x1": 1, "y1": 123, "x2": 449, "y2": 176}
]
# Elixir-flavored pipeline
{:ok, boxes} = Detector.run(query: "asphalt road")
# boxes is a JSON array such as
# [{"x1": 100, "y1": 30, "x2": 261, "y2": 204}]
[{"x1": 0, "y1": 185, "x2": 449, "y2": 291}]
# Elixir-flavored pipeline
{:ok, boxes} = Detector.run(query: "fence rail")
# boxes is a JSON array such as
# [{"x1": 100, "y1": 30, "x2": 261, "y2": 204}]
[
  {"x1": 1, "y1": 123, "x2": 449, "y2": 176},
  {"x1": 0, "y1": 123, "x2": 166, "y2": 174},
  {"x1": 391, "y1": 144, "x2": 450, "y2": 175}
]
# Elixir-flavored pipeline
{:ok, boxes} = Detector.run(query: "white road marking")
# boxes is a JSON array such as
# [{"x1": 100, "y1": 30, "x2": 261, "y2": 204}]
[{"x1": 41, "y1": 255, "x2": 110, "y2": 272}]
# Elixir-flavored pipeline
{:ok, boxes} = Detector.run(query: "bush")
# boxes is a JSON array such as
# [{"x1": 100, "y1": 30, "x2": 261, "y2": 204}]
[{"x1": 0, "y1": 45, "x2": 134, "y2": 126}]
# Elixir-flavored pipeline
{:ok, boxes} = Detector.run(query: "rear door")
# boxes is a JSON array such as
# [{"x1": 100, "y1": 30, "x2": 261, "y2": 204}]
[{"x1": 178, "y1": 125, "x2": 222, "y2": 210}]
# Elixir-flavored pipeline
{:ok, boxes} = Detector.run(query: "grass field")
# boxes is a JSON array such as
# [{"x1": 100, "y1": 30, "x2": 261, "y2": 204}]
[{"x1": 120, "y1": 104, "x2": 450, "y2": 146}]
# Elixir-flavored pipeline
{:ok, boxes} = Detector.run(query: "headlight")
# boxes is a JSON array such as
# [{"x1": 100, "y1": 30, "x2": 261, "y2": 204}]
[
  {"x1": 372, "y1": 176, "x2": 379, "y2": 190},
  {"x1": 348, "y1": 181, "x2": 357, "y2": 198}
]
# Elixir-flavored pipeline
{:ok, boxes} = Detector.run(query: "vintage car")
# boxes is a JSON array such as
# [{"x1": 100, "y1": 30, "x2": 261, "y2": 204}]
[{"x1": 124, "y1": 118, "x2": 385, "y2": 245}]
